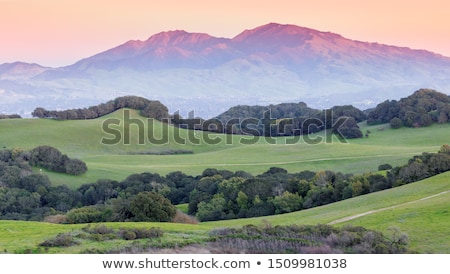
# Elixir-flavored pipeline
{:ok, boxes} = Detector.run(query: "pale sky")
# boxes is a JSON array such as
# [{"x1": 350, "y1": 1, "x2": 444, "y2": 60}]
[{"x1": 1, "y1": 0, "x2": 449, "y2": 67}]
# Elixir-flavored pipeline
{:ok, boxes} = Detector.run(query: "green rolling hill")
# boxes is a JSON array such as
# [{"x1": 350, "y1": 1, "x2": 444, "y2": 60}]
[{"x1": 0, "y1": 108, "x2": 448, "y2": 188}]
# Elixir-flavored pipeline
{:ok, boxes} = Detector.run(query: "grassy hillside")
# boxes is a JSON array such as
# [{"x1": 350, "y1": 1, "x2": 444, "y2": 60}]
[
  {"x1": 0, "y1": 109, "x2": 448, "y2": 188},
  {"x1": 1, "y1": 171, "x2": 449, "y2": 254}
]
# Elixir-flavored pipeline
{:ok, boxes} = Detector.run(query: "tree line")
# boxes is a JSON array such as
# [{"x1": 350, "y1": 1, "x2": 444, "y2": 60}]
[
  {"x1": 0, "y1": 114, "x2": 21, "y2": 119},
  {"x1": 0, "y1": 146, "x2": 87, "y2": 177},
  {"x1": 1, "y1": 144, "x2": 449, "y2": 223},
  {"x1": 31, "y1": 95, "x2": 366, "y2": 139},
  {"x1": 172, "y1": 104, "x2": 366, "y2": 139},
  {"x1": 367, "y1": 88, "x2": 450, "y2": 128},
  {"x1": 28, "y1": 146, "x2": 88, "y2": 175},
  {"x1": 30, "y1": 89, "x2": 450, "y2": 139},
  {"x1": 32, "y1": 95, "x2": 170, "y2": 121}
]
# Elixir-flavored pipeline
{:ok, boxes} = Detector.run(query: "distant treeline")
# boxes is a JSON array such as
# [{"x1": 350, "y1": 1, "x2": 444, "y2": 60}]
[
  {"x1": 1, "y1": 144, "x2": 449, "y2": 222},
  {"x1": 214, "y1": 102, "x2": 367, "y2": 123},
  {"x1": 368, "y1": 88, "x2": 450, "y2": 128},
  {"x1": 32, "y1": 96, "x2": 169, "y2": 121},
  {"x1": 30, "y1": 88, "x2": 450, "y2": 139},
  {"x1": 0, "y1": 114, "x2": 21, "y2": 119},
  {"x1": 28, "y1": 146, "x2": 88, "y2": 176},
  {"x1": 173, "y1": 104, "x2": 366, "y2": 139},
  {"x1": 0, "y1": 146, "x2": 87, "y2": 177},
  {"x1": 166, "y1": 89, "x2": 450, "y2": 138}
]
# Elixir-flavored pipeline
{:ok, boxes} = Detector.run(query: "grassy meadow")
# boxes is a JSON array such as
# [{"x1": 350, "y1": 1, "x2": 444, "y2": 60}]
[{"x1": 0, "y1": 109, "x2": 448, "y2": 188}]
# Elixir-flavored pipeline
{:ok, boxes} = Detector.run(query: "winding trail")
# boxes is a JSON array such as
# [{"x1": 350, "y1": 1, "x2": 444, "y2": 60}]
[{"x1": 327, "y1": 190, "x2": 450, "y2": 225}]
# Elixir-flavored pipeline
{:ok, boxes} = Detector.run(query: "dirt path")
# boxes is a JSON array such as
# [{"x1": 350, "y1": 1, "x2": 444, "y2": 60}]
[{"x1": 327, "y1": 190, "x2": 450, "y2": 225}]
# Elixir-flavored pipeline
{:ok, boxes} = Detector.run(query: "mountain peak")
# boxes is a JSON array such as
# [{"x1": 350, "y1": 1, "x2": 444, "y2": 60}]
[
  {"x1": 144, "y1": 30, "x2": 222, "y2": 48},
  {"x1": 0, "y1": 62, "x2": 50, "y2": 80},
  {"x1": 0, "y1": 61, "x2": 47, "y2": 70},
  {"x1": 232, "y1": 22, "x2": 318, "y2": 41}
]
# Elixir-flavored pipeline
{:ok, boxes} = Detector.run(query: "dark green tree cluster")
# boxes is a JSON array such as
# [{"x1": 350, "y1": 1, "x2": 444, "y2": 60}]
[
  {"x1": 330, "y1": 105, "x2": 367, "y2": 123},
  {"x1": 367, "y1": 89, "x2": 450, "y2": 127},
  {"x1": 187, "y1": 167, "x2": 376, "y2": 221},
  {"x1": 0, "y1": 147, "x2": 86, "y2": 220},
  {"x1": 332, "y1": 116, "x2": 363, "y2": 139},
  {"x1": 215, "y1": 102, "x2": 321, "y2": 123},
  {"x1": 174, "y1": 103, "x2": 365, "y2": 139},
  {"x1": 388, "y1": 145, "x2": 450, "y2": 185},
  {"x1": 0, "y1": 152, "x2": 177, "y2": 222},
  {"x1": 29, "y1": 146, "x2": 87, "y2": 175},
  {"x1": 32, "y1": 96, "x2": 169, "y2": 121},
  {"x1": 65, "y1": 191, "x2": 176, "y2": 224},
  {"x1": 0, "y1": 114, "x2": 21, "y2": 119}
]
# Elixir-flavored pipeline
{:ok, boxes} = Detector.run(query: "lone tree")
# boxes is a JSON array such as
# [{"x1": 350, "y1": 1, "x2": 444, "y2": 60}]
[
  {"x1": 129, "y1": 192, "x2": 176, "y2": 222},
  {"x1": 439, "y1": 144, "x2": 450, "y2": 154},
  {"x1": 390, "y1": 117, "x2": 403, "y2": 129}
]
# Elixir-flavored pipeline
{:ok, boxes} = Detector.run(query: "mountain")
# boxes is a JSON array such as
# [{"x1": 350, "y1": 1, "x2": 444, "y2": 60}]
[
  {"x1": 1, "y1": 23, "x2": 450, "y2": 118},
  {"x1": 61, "y1": 30, "x2": 233, "y2": 72},
  {"x1": 0, "y1": 62, "x2": 51, "y2": 80}
]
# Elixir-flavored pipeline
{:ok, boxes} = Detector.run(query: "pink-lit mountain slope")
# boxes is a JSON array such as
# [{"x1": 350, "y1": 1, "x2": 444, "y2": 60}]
[
  {"x1": 66, "y1": 30, "x2": 234, "y2": 71},
  {"x1": 1, "y1": 23, "x2": 450, "y2": 118},
  {"x1": 0, "y1": 62, "x2": 52, "y2": 80},
  {"x1": 59, "y1": 23, "x2": 450, "y2": 74}
]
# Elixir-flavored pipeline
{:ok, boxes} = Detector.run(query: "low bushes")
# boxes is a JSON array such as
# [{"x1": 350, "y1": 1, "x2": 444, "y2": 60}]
[
  {"x1": 209, "y1": 224, "x2": 409, "y2": 254},
  {"x1": 39, "y1": 225, "x2": 164, "y2": 248}
]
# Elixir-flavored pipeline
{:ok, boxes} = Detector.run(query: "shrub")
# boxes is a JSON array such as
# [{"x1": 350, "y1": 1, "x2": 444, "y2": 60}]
[
  {"x1": 121, "y1": 230, "x2": 137, "y2": 241},
  {"x1": 390, "y1": 117, "x2": 403, "y2": 129},
  {"x1": 65, "y1": 159, "x2": 88, "y2": 175},
  {"x1": 378, "y1": 164, "x2": 393, "y2": 171},
  {"x1": 39, "y1": 233, "x2": 79, "y2": 247},
  {"x1": 209, "y1": 224, "x2": 410, "y2": 254},
  {"x1": 43, "y1": 214, "x2": 68, "y2": 224},
  {"x1": 119, "y1": 227, "x2": 163, "y2": 240},
  {"x1": 129, "y1": 192, "x2": 176, "y2": 222},
  {"x1": 172, "y1": 210, "x2": 199, "y2": 224},
  {"x1": 82, "y1": 224, "x2": 115, "y2": 235},
  {"x1": 66, "y1": 205, "x2": 111, "y2": 224},
  {"x1": 78, "y1": 225, "x2": 163, "y2": 242}
]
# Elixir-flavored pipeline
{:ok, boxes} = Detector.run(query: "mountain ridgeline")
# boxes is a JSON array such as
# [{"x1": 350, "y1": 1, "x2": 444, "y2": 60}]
[
  {"x1": 31, "y1": 89, "x2": 450, "y2": 139},
  {"x1": 2, "y1": 23, "x2": 450, "y2": 118}
]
